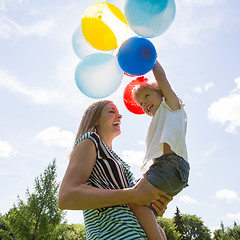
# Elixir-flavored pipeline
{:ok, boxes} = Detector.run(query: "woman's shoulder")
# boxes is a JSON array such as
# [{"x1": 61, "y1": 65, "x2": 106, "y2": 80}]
[
  {"x1": 72, "y1": 132, "x2": 101, "y2": 158},
  {"x1": 74, "y1": 132, "x2": 100, "y2": 148}
]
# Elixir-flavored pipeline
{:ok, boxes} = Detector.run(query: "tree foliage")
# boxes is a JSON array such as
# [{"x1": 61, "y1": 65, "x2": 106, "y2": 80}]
[
  {"x1": 158, "y1": 217, "x2": 182, "y2": 239},
  {"x1": 180, "y1": 214, "x2": 211, "y2": 240},
  {"x1": 213, "y1": 221, "x2": 240, "y2": 240},
  {"x1": 174, "y1": 206, "x2": 184, "y2": 237},
  {"x1": 6, "y1": 159, "x2": 65, "y2": 240},
  {"x1": 0, "y1": 213, "x2": 14, "y2": 240},
  {"x1": 58, "y1": 223, "x2": 86, "y2": 240}
]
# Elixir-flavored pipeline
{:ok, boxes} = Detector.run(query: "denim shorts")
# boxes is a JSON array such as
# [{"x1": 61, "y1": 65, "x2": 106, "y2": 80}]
[
  {"x1": 147, "y1": 153, "x2": 190, "y2": 216},
  {"x1": 146, "y1": 153, "x2": 190, "y2": 197}
]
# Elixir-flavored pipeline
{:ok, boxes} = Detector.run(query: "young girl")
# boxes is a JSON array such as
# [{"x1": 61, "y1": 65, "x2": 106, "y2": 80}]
[{"x1": 130, "y1": 59, "x2": 190, "y2": 230}]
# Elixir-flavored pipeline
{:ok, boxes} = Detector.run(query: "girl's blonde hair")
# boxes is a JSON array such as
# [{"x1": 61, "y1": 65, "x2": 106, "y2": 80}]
[
  {"x1": 133, "y1": 82, "x2": 161, "y2": 104},
  {"x1": 73, "y1": 99, "x2": 112, "y2": 146}
]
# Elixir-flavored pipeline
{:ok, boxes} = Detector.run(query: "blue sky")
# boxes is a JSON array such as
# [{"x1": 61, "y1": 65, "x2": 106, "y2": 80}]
[{"x1": 0, "y1": 0, "x2": 240, "y2": 234}]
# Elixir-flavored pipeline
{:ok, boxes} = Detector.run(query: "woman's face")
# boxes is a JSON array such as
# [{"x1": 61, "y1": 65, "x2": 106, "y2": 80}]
[
  {"x1": 96, "y1": 102, "x2": 122, "y2": 139},
  {"x1": 135, "y1": 88, "x2": 162, "y2": 116}
]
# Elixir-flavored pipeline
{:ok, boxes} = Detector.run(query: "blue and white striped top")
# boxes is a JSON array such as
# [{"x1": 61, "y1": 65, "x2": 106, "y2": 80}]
[{"x1": 75, "y1": 132, "x2": 147, "y2": 240}]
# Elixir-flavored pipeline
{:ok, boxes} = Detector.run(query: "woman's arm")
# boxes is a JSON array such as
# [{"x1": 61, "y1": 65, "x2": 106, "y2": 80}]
[
  {"x1": 58, "y1": 139, "x2": 165, "y2": 210},
  {"x1": 152, "y1": 60, "x2": 180, "y2": 110}
]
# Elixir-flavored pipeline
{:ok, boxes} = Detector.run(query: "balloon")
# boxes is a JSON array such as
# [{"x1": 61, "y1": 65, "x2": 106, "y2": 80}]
[
  {"x1": 116, "y1": 52, "x2": 136, "y2": 77},
  {"x1": 105, "y1": 0, "x2": 126, "y2": 12},
  {"x1": 123, "y1": 76, "x2": 149, "y2": 114},
  {"x1": 124, "y1": 0, "x2": 176, "y2": 38},
  {"x1": 75, "y1": 53, "x2": 124, "y2": 99},
  {"x1": 72, "y1": 25, "x2": 114, "y2": 59},
  {"x1": 124, "y1": 72, "x2": 136, "y2": 77},
  {"x1": 81, "y1": 2, "x2": 128, "y2": 51},
  {"x1": 117, "y1": 36, "x2": 157, "y2": 76}
]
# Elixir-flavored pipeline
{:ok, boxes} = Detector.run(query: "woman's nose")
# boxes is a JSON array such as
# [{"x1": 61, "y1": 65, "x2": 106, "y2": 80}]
[{"x1": 118, "y1": 113, "x2": 122, "y2": 119}]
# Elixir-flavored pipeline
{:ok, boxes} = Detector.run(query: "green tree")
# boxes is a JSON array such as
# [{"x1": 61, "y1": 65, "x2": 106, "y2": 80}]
[
  {"x1": 213, "y1": 221, "x2": 229, "y2": 240},
  {"x1": 181, "y1": 214, "x2": 211, "y2": 240},
  {"x1": 157, "y1": 217, "x2": 182, "y2": 240},
  {"x1": 0, "y1": 213, "x2": 15, "y2": 239},
  {"x1": 58, "y1": 223, "x2": 86, "y2": 240},
  {"x1": 213, "y1": 228, "x2": 223, "y2": 240},
  {"x1": 7, "y1": 159, "x2": 65, "y2": 240},
  {"x1": 174, "y1": 206, "x2": 184, "y2": 236},
  {"x1": 226, "y1": 222, "x2": 240, "y2": 239},
  {"x1": 213, "y1": 222, "x2": 240, "y2": 240}
]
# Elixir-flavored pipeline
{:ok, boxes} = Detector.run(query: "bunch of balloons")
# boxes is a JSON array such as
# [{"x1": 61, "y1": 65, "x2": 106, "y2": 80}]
[{"x1": 73, "y1": 0, "x2": 176, "y2": 108}]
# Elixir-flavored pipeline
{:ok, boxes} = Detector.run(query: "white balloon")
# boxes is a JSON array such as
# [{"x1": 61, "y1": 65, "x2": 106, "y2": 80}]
[
  {"x1": 75, "y1": 53, "x2": 124, "y2": 99},
  {"x1": 72, "y1": 25, "x2": 114, "y2": 59}
]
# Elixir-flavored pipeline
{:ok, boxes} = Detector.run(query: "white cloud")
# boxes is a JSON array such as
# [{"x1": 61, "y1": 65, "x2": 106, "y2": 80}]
[
  {"x1": 226, "y1": 212, "x2": 240, "y2": 221},
  {"x1": 0, "y1": 0, "x2": 6, "y2": 11},
  {"x1": 231, "y1": 77, "x2": 240, "y2": 92},
  {"x1": 208, "y1": 78, "x2": 240, "y2": 134},
  {"x1": 122, "y1": 150, "x2": 145, "y2": 166},
  {"x1": 35, "y1": 127, "x2": 75, "y2": 149},
  {"x1": 214, "y1": 189, "x2": 240, "y2": 203},
  {"x1": 0, "y1": 15, "x2": 55, "y2": 39},
  {"x1": 192, "y1": 82, "x2": 214, "y2": 93},
  {"x1": 179, "y1": 195, "x2": 201, "y2": 205},
  {"x1": 0, "y1": 69, "x2": 60, "y2": 104},
  {"x1": 0, "y1": 59, "x2": 90, "y2": 111},
  {"x1": 193, "y1": 87, "x2": 202, "y2": 93},
  {"x1": 0, "y1": 140, "x2": 16, "y2": 158},
  {"x1": 205, "y1": 82, "x2": 214, "y2": 91}
]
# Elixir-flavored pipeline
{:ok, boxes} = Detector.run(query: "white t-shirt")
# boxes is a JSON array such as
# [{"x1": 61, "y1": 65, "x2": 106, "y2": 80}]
[{"x1": 141, "y1": 97, "x2": 188, "y2": 171}]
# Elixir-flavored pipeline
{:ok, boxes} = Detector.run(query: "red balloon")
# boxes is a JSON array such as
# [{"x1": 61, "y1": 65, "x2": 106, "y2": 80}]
[
  {"x1": 124, "y1": 72, "x2": 136, "y2": 77},
  {"x1": 123, "y1": 76, "x2": 148, "y2": 114}
]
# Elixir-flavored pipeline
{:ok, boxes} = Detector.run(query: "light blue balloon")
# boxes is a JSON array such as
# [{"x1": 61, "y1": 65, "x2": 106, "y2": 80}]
[
  {"x1": 72, "y1": 25, "x2": 114, "y2": 59},
  {"x1": 75, "y1": 53, "x2": 124, "y2": 99},
  {"x1": 124, "y1": 0, "x2": 176, "y2": 38}
]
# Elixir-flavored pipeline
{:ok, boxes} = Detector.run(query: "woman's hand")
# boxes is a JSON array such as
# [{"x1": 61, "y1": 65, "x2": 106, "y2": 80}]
[{"x1": 131, "y1": 176, "x2": 172, "y2": 207}]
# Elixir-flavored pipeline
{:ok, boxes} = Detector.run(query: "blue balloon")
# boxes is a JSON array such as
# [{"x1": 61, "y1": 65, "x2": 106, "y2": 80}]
[
  {"x1": 124, "y1": 0, "x2": 176, "y2": 38},
  {"x1": 72, "y1": 25, "x2": 114, "y2": 59},
  {"x1": 75, "y1": 53, "x2": 124, "y2": 99},
  {"x1": 117, "y1": 37, "x2": 157, "y2": 76}
]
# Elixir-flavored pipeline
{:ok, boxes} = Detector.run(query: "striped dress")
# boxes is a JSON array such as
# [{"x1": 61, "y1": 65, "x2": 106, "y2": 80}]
[{"x1": 75, "y1": 132, "x2": 147, "y2": 240}]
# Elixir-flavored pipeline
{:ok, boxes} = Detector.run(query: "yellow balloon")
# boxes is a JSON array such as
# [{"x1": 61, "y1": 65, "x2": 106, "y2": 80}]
[{"x1": 82, "y1": 2, "x2": 128, "y2": 51}]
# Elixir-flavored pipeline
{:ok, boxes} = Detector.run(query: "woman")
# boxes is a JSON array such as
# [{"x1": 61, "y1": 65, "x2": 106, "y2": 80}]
[{"x1": 58, "y1": 100, "x2": 171, "y2": 239}]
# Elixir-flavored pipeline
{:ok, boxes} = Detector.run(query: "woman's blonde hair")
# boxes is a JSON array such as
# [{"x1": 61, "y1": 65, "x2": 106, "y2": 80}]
[{"x1": 73, "y1": 100, "x2": 112, "y2": 145}]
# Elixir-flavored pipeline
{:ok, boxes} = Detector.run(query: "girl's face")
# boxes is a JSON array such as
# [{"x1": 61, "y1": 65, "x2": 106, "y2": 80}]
[
  {"x1": 135, "y1": 88, "x2": 162, "y2": 116},
  {"x1": 96, "y1": 102, "x2": 122, "y2": 140}
]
